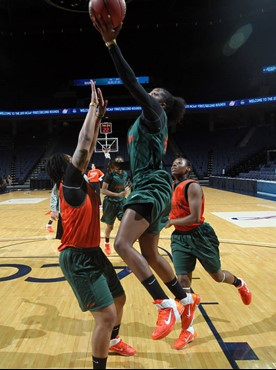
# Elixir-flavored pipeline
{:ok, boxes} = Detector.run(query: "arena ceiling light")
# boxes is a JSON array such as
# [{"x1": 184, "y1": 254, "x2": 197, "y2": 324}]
[
  {"x1": 44, "y1": 0, "x2": 90, "y2": 13},
  {"x1": 44, "y1": 0, "x2": 139, "y2": 12},
  {"x1": 223, "y1": 23, "x2": 253, "y2": 56}
]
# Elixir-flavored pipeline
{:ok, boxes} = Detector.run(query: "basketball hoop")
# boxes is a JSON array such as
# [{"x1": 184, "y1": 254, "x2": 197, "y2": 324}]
[{"x1": 96, "y1": 122, "x2": 118, "y2": 153}]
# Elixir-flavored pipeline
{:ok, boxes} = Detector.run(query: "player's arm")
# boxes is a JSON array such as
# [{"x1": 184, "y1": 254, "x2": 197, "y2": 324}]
[
  {"x1": 50, "y1": 184, "x2": 58, "y2": 212},
  {"x1": 72, "y1": 81, "x2": 107, "y2": 173},
  {"x1": 166, "y1": 183, "x2": 203, "y2": 228},
  {"x1": 92, "y1": 16, "x2": 163, "y2": 132},
  {"x1": 101, "y1": 173, "x2": 126, "y2": 198},
  {"x1": 49, "y1": 184, "x2": 59, "y2": 220},
  {"x1": 101, "y1": 182, "x2": 126, "y2": 197},
  {"x1": 98, "y1": 169, "x2": 105, "y2": 181}
]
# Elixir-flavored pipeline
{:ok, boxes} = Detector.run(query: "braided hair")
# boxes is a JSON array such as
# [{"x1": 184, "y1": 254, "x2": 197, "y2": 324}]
[{"x1": 46, "y1": 153, "x2": 70, "y2": 187}]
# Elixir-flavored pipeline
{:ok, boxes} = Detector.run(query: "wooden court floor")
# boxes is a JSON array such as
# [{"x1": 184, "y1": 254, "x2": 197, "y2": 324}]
[{"x1": 0, "y1": 187, "x2": 275, "y2": 369}]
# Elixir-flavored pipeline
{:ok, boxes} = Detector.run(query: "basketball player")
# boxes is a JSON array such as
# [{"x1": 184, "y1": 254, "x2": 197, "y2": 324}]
[
  {"x1": 45, "y1": 183, "x2": 63, "y2": 239},
  {"x1": 101, "y1": 156, "x2": 128, "y2": 255},
  {"x1": 45, "y1": 184, "x2": 59, "y2": 233},
  {"x1": 91, "y1": 16, "x2": 200, "y2": 341},
  {"x1": 87, "y1": 163, "x2": 104, "y2": 206},
  {"x1": 165, "y1": 157, "x2": 252, "y2": 350},
  {"x1": 45, "y1": 81, "x2": 136, "y2": 370}
]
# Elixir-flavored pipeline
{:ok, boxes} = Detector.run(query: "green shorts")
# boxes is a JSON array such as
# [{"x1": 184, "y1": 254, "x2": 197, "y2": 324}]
[
  {"x1": 171, "y1": 222, "x2": 221, "y2": 275},
  {"x1": 124, "y1": 171, "x2": 172, "y2": 234},
  {"x1": 59, "y1": 247, "x2": 124, "y2": 312},
  {"x1": 101, "y1": 197, "x2": 126, "y2": 225}
]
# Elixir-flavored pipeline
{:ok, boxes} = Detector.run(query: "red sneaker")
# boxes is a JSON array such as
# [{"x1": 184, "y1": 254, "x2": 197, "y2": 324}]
[
  {"x1": 181, "y1": 293, "x2": 200, "y2": 330},
  {"x1": 104, "y1": 242, "x2": 111, "y2": 255},
  {"x1": 46, "y1": 224, "x2": 54, "y2": 233},
  {"x1": 174, "y1": 329, "x2": 197, "y2": 350},
  {"x1": 109, "y1": 336, "x2": 136, "y2": 356},
  {"x1": 237, "y1": 278, "x2": 252, "y2": 305},
  {"x1": 152, "y1": 298, "x2": 184, "y2": 340}
]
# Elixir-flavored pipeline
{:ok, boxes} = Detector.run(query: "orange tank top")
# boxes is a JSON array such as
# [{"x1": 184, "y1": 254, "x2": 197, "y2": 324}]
[
  {"x1": 58, "y1": 182, "x2": 100, "y2": 251},
  {"x1": 169, "y1": 179, "x2": 205, "y2": 232}
]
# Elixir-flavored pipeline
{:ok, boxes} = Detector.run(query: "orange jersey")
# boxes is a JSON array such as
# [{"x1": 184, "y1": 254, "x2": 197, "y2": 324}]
[
  {"x1": 170, "y1": 179, "x2": 205, "y2": 232},
  {"x1": 87, "y1": 169, "x2": 104, "y2": 183},
  {"x1": 58, "y1": 182, "x2": 100, "y2": 251}
]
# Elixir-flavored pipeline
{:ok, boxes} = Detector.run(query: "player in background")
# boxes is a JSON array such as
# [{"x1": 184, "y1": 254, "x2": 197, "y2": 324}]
[
  {"x1": 91, "y1": 16, "x2": 200, "y2": 342},
  {"x1": 165, "y1": 157, "x2": 252, "y2": 350},
  {"x1": 87, "y1": 163, "x2": 104, "y2": 207},
  {"x1": 45, "y1": 184, "x2": 60, "y2": 234},
  {"x1": 101, "y1": 155, "x2": 128, "y2": 255},
  {"x1": 46, "y1": 81, "x2": 136, "y2": 370}
]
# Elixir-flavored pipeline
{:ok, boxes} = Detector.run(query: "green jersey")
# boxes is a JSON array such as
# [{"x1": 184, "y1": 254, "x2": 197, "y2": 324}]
[
  {"x1": 104, "y1": 170, "x2": 128, "y2": 203},
  {"x1": 127, "y1": 113, "x2": 169, "y2": 182}
]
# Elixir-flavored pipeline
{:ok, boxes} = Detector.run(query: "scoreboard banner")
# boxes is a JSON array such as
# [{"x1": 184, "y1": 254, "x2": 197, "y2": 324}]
[{"x1": 1, "y1": 96, "x2": 276, "y2": 117}]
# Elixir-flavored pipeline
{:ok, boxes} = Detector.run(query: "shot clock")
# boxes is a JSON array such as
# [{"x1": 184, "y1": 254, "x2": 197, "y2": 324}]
[{"x1": 100, "y1": 122, "x2": 112, "y2": 135}]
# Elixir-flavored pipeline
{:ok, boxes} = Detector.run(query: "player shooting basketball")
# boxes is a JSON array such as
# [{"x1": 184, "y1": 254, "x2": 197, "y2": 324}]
[{"x1": 91, "y1": 13, "x2": 201, "y2": 343}]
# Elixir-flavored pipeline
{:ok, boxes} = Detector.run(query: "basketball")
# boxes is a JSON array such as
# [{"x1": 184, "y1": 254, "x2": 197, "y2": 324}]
[{"x1": 89, "y1": 0, "x2": 126, "y2": 29}]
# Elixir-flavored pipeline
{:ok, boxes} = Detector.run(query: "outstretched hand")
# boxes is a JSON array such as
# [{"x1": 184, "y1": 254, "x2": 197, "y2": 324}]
[
  {"x1": 97, "y1": 85, "x2": 108, "y2": 118},
  {"x1": 90, "y1": 80, "x2": 108, "y2": 117},
  {"x1": 91, "y1": 14, "x2": 122, "y2": 43}
]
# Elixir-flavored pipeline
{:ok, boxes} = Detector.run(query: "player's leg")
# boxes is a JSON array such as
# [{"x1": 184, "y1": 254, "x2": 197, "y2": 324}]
[
  {"x1": 101, "y1": 198, "x2": 117, "y2": 255},
  {"x1": 209, "y1": 270, "x2": 252, "y2": 305},
  {"x1": 104, "y1": 224, "x2": 113, "y2": 255},
  {"x1": 91, "y1": 305, "x2": 116, "y2": 367},
  {"x1": 100, "y1": 248, "x2": 136, "y2": 356},
  {"x1": 137, "y1": 232, "x2": 199, "y2": 340},
  {"x1": 193, "y1": 223, "x2": 252, "y2": 305},
  {"x1": 173, "y1": 272, "x2": 197, "y2": 350}
]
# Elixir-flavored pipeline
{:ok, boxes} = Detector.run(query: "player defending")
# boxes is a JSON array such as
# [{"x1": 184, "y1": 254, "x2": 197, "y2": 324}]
[{"x1": 46, "y1": 81, "x2": 136, "y2": 369}]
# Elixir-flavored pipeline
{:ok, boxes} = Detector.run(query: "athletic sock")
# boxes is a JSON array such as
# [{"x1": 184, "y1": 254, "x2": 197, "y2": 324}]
[
  {"x1": 111, "y1": 324, "x2": 120, "y2": 340},
  {"x1": 141, "y1": 275, "x2": 168, "y2": 300},
  {"x1": 165, "y1": 277, "x2": 187, "y2": 300},
  {"x1": 92, "y1": 356, "x2": 107, "y2": 369},
  {"x1": 233, "y1": 276, "x2": 242, "y2": 287}
]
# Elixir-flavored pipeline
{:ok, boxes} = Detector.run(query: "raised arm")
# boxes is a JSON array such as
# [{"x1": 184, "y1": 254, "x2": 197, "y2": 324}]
[
  {"x1": 72, "y1": 80, "x2": 107, "y2": 173},
  {"x1": 92, "y1": 16, "x2": 163, "y2": 128}
]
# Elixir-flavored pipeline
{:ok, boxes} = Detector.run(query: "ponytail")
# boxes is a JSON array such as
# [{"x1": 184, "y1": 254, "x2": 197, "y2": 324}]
[{"x1": 159, "y1": 88, "x2": 186, "y2": 126}]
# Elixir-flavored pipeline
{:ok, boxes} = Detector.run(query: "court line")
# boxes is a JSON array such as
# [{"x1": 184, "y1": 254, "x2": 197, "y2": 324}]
[
  {"x1": 0, "y1": 236, "x2": 55, "y2": 242},
  {"x1": 197, "y1": 302, "x2": 239, "y2": 369},
  {"x1": 219, "y1": 238, "x2": 276, "y2": 248},
  {"x1": 0, "y1": 251, "x2": 254, "y2": 368},
  {"x1": 257, "y1": 203, "x2": 276, "y2": 209},
  {"x1": 0, "y1": 240, "x2": 51, "y2": 249},
  {"x1": 1, "y1": 235, "x2": 275, "y2": 249},
  {"x1": 0, "y1": 256, "x2": 58, "y2": 259},
  {"x1": 160, "y1": 246, "x2": 250, "y2": 369},
  {"x1": 159, "y1": 236, "x2": 276, "y2": 248}
]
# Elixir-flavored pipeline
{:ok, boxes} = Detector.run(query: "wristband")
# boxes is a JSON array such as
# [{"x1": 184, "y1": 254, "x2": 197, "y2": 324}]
[{"x1": 105, "y1": 39, "x2": 117, "y2": 48}]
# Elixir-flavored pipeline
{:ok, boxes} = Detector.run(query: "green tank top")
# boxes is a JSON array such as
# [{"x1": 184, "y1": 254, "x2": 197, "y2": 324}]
[
  {"x1": 107, "y1": 170, "x2": 128, "y2": 202},
  {"x1": 127, "y1": 114, "x2": 168, "y2": 182}
]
